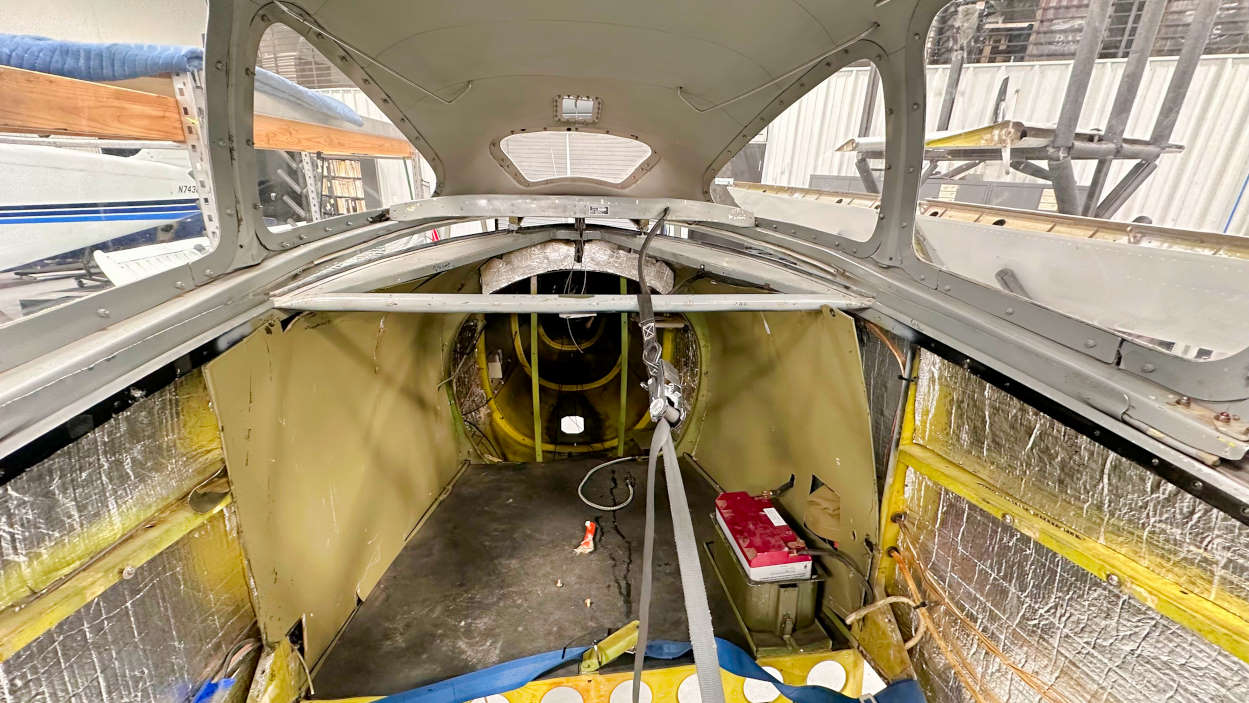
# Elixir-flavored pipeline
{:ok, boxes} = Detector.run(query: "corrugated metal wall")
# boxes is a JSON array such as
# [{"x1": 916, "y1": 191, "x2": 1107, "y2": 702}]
[{"x1": 761, "y1": 56, "x2": 1249, "y2": 234}]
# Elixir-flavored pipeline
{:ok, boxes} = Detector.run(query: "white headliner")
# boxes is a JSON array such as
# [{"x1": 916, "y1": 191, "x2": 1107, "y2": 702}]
[{"x1": 281, "y1": 0, "x2": 913, "y2": 199}]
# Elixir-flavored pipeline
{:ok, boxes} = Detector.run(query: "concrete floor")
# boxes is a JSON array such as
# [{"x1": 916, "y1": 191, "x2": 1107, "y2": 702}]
[{"x1": 312, "y1": 457, "x2": 744, "y2": 698}]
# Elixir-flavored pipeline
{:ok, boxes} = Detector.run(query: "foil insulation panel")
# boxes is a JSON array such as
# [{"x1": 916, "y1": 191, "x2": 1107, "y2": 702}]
[
  {"x1": 1, "y1": 372, "x2": 224, "y2": 606},
  {"x1": 898, "y1": 350, "x2": 1249, "y2": 701},
  {"x1": 897, "y1": 472, "x2": 1249, "y2": 702},
  {"x1": 911, "y1": 351, "x2": 1249, "y2": 613},
  {"x1": 0, "y1": 507, "x2": 255, "y2": 702}
]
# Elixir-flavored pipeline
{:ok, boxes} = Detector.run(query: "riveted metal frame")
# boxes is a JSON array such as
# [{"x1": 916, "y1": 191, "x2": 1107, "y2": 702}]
[
  {"x1": 677, "y1": 222, "x2": 1249, "y2": 516},
  {"x1": 240, "y1": 3, "x2": 447, "y2": 252},
  {"x1": 885, "y1": 4, "x2": 1249, "y2": 403},
  {"x1": 5, "y1": 0, "x2": 1247, "y2": 527},
  {"x1": 389, "y1": 194, "x2": 753, "y2": 228},
  {"x1": 0, "y1": 218, "x2": 484, "y2": 459},
  {"x1": 700, "y1": 46, "x2": 900, "y2": 263},
  {"x1": 0, "y1": 0, "x2": 257, "y2": 373}
]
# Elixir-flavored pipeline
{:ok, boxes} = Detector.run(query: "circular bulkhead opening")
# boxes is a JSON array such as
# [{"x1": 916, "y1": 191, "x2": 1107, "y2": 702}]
[{"x1": 447, "y1": 268, "x2": 700, "y2": 462}]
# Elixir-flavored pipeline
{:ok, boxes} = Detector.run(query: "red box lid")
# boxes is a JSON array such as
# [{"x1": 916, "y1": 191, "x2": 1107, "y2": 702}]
[{"x1": 714, "y1": 491, "x2": 810, "y2": 568}]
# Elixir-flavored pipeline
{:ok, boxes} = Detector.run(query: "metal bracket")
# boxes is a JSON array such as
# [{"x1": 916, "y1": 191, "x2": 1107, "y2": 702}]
[{"x1": 171, "y1": 70, "x2": 222, "y2": 251}]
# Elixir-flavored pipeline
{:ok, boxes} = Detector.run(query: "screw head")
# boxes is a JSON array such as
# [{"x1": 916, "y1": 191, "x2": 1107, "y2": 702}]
[
  {"x1": 214, "y1": 60, "x2": 225, "y2": 71},
  {"x1": 1215, "y1": 411, "x2": 1232, "y2": 423},
  {"x1": 1001, "y1": 513, "x2": 1014, "y2": 526},
  {"x1": 174, "y1": 281, "x2": 187, "y2": 290},
  {"x1": 1141, "y1": 363, "x2": 1156, "y2": 373},
  {"x1": 96, "y1": 308, "x2": 110, "y2": 318},
  {"x1": 121, "y1": 565, "x2": 136, "y2": 580},
  {"x1": 1106, "y1": 573, "x2": 1121, "y2": 587},
  {"x1": 1084, "y1": 339, "x2": 1097, "y2": 348},
  {"x1": 1191, "y1": 480, "x2": 1204, "y2": 492},
  {"x1": 1176, "y1": 396, "x2": 1191, "y2": 407}
]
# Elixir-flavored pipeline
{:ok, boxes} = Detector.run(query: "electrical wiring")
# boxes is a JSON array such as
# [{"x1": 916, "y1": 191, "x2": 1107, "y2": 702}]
[
  {"x1": 864, "y1": 320, "x2": 906, "y2": 374},
  {"x1": 894, "y1": 524, "x2": 1075, "y2": 703},
  {"x1": 437, "y1": 320, "x2": 485, "y2": 389},
  {"x1": 577, "y1": 455, "x2": 644, "y2": 511}
]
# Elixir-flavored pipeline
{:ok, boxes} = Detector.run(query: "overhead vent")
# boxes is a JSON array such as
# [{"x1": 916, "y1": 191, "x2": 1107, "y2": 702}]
[
  {"x1": 556, "y1": 95, "x2": 600, "y2": 123},
  {"x1": 497, "y1": 132, "x2": 656, "y2": 186}
]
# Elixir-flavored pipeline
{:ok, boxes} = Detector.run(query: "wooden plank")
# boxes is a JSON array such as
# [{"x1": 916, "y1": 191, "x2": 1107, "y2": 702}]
[
  {"x1": 0, "y1": 64, "x2": 414, "y2": 158},
  {"x1": 254, "y1": 114, "x2": 413, "y2": 158},
  {"x1": 0, "y1": 64, "x2": 186, "y2": 141}
]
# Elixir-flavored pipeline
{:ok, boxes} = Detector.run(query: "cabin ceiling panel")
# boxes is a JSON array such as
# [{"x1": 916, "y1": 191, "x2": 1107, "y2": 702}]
[
  {"x1": 278, "y1": 0, "x2": 896, "y2": 197},
  {"x1": 306, "y1": 0, "x2": 838, "y2": 95}
]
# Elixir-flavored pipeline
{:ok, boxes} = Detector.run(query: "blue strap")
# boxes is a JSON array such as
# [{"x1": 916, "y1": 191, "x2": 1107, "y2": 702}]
[
  {"x1": 713, "y1": 638, "x2": 925, "y2": 703},
  {"x1": 376, "y1": 638, "x2": 926, "y2": 703}
]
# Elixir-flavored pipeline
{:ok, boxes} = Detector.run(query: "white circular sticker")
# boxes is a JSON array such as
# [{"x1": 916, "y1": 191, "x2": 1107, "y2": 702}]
[
  {"x1": 743, "y1": 666, "x2": 783, "y2": 703},
  {"x1": 469, "y1": 696, "x2": 508, "y2": 703},
  {"x1": 676, "y1": 674, "x2": 701, "y2": 703},
  {"x1": 805, "y1": 660, "x2": 847, "y2": 692},
  {"x1": 540, "y1": 687, "x2": 584, "y2": 703},
  {"x1": 609, "y1": 680, "x2": 653, "y2": 703}
]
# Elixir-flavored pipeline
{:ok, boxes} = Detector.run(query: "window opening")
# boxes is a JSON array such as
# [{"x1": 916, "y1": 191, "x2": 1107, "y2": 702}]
[
  {"x1": 0, "y1": 15, "x2": 215, "y2": 325},
  {"x1": 254, "y1": 23, "x2": 432, "y2": 232}
]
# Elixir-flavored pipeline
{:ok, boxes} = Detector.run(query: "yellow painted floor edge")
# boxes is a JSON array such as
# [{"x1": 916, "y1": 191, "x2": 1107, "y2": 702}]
[
  {"x1": 0, "y1": 480, "x2": 232, "y2": 661},
  {"x1": 302, "y1": 648, "x2": 864, "y2": 703},
  {"x1": 898, "y1": 442, "x2": 1249, "y2": 663}
]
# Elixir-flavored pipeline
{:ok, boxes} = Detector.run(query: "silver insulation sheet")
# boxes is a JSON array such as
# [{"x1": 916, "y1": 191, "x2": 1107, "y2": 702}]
[
  {"x1": 898, "y1": 351, "x2": 1249, "y2": 701},
  {"x1": 911, "y1": 351, "x2": 1249, "y2": 613},
  {"x1": 1, "y1": 372, "x2": 224, "y2": 605},
  {"x1": 0, "y1": 507, "x2": 255, "y2": 702},
  {"x1": 898, "y1": 472, "x2": 1249, "y2": 703}
]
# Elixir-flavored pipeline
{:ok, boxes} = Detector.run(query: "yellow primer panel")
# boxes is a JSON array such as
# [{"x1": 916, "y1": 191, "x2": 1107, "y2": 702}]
[
  {"x1": 306, "y1": 648, "x2": 863, "y2": 703},
  {"x1": 681, "y1": 287, "x2": 878, "y2": 616},
  {"x1": 897, "y1": 442, "x2": 1249, "y2": 664},
  {"x1": 248, "y1": 640, "x2": 309, "y2": 703},
  {"x1": 206, "y1": 302, "x2": 466, "y2": 662}
]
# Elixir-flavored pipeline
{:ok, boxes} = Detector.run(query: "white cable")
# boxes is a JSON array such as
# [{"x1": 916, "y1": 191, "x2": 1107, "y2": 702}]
[
  {"x1": 843, "y1": 594, "x2": 927, "y2": 650},
  {"x1": 844, "y1": 595, "x2": 918, "y2": 626},
  {"x1": 577, "y1": 456, "x2": 643, "y2": 511}
]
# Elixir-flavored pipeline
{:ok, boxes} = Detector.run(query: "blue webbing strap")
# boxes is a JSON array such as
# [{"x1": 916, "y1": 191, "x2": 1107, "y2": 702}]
[{"x1": 376, "y1": 638, "x2": 926, "y2": 703}]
